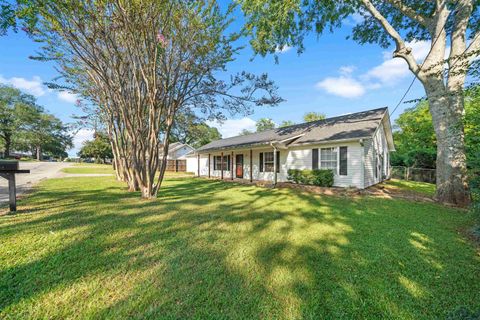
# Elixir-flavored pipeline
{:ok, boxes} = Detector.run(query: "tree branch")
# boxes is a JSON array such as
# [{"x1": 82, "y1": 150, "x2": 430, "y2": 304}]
[
  {"x1": 385, "y1": 0, "x2": 429, "y2": 26},
  {"x1": 360, "y1": 0, "x2": 420, "y2": 74}
]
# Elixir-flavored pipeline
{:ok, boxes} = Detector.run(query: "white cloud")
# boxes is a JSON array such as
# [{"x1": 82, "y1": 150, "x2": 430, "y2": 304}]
[
  {"x1": 315, "y1": 76, "x2": 366, "y2": 98},
  {"x1": 0, "y1": 75, "x2": 46, "y2": 96},
  {"x1": 315, "y1": 40, "x2": 451, "y2": 99},
  {"x1": 58, "y1": 91, "x2": 79, "y2": 104},
  {"x1": 72, "y1": 128, "x2": 94, "y2": 155},
  {"x1": 364, "y1": 40, "x2": 449, "y2": 86},
  {"x1": 275, "y1": 45, "x2": 292, "y2": 54},
  {"x1": 339, "y1": 65, "x2": 356, "y2": 75},
  {"x1": 364, "y1": 58, "x2": 410, "y2": 84},
  {"x1": 206, "y1": 117, "x2": 256, "y2": 138}
]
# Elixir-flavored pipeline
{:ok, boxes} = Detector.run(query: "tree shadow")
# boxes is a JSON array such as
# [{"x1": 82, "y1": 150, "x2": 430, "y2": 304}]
[{"x1": 0, "y1": 177, "x2": 478, "y2": 318}]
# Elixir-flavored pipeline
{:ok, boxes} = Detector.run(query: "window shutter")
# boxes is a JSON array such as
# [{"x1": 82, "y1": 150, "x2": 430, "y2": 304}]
[
  {"x1": 276, "y1": 151, "x2": 280, "y2": 173},
  {"x1": 259, "y1": 152, "x2": 263, "y2": 172},
  {"x1": 227, "y1": 155, "x2": 231, "y2": 171},
  {"x1": 213, "y1": 156, "x2": 216, "y2": 170},
  {"x1": 339, "y1": 146, "x2": 348, "y2": 175},
  {"x1": 312, "y1": 148, "x2": 318, "y2": 170}
]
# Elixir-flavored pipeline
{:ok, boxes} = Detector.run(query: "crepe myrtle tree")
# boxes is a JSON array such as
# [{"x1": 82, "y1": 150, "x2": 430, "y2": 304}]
[
  {"x1": 18, "y1": 0, "x2": 282, "y2": 198},
  {"x1": 239, "y1": 0, "x2": 480, "y2": 206}
]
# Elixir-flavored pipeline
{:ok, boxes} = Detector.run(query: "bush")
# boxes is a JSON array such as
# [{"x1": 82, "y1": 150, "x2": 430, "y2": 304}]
[
  {"x1": 311, "y1": 169, "x2": 334, "y2": 187},
  {"x1": 287, "y1": 169, "x2": 334, "y2": 187}
]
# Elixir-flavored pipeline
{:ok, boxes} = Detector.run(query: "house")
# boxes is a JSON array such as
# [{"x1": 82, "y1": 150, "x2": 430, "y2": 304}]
[
  {"x1": 161, "y1": 142, "x2": 195, "y2": 172},
  {"x1": 190, "y1": 107, "x2": 395, "y2": 189}
]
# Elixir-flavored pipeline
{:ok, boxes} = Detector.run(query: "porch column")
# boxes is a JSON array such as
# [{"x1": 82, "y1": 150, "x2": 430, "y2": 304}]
[
  {"x1": 231, "y1": 151, "x2": 234, "y2": 180},
  {"x1": 197, "y1": 154, "x2": 200, "y2": 177},
  {"x1": 208, "y1": 153, "x2": 211, "y2": 178},
  {"x1": 249, "y1": 149, "x2": 253, "y2": 182},
  {"x1": 221, "y1": 152, "x2": 224, "y2": 180},
  {"x1": 273, "y1": 147, "x2": 277, "y2": 186}
]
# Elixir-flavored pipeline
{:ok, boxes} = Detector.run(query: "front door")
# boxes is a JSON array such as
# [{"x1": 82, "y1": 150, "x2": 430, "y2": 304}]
[{"x1": 235, "y1": 154, "x2": 243, "y2": 178}]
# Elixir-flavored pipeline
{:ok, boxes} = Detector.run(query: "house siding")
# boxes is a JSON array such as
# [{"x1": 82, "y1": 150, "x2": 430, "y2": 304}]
[
  {"x1": 363, "y1": 121, "x2": 390, "y2": 188},
  {"x1": 287, "y1": 142, "x2": 363, "y2": 188},
  {"x1": 197, "y1": 141, "x2": 365, "y2": 188}
]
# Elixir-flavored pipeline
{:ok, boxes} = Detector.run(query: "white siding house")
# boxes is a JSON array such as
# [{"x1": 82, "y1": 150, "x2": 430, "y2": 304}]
[{"x1": 191, "y1": 108, "x2": 395, "y2": 189}]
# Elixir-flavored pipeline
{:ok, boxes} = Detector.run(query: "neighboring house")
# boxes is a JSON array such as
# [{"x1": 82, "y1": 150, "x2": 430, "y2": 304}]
[
  {"x1": 162, "y1": 142, "x2": 195, "y2": 160},
  {"x1": 161, "y1": 142, "x2": 195, "y2": 172},
  {"x1": 190, "y1": 107, "x2": 395, "y2": 189}
]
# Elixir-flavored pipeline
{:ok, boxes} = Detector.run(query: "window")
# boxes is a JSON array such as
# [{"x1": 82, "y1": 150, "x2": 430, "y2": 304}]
[
  {"x1": 320, "y1": 147, "x2": 337, "y2": 174},
  {"x1": 213, "y1": 155, "x2": 230, "y2": 171},
  {"x1": 312, "y1": 148, "x2": 319, "y2": 170},
  {"x1": 259, "y1": 151, "x2": 280, "y2": 172},
  {"x1": 339, "y1": 146, "x2": 348, "y2": 176},
  {"x1": 264, "y1": 152, "x2": 274, "y2": 172}
]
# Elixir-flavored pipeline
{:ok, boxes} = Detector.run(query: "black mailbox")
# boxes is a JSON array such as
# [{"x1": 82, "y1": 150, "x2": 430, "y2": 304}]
[{"x1": 0, "y1": 161, "x2": 19, "y2": 171}]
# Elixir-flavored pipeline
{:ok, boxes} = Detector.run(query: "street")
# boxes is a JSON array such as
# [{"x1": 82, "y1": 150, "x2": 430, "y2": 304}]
[{"x1": 0, "y1": 161, "x2": 72, "y2": 203}]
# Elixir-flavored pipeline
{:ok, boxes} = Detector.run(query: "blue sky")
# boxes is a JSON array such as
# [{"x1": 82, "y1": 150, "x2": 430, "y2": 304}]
[{"x1": 0, "y1": 12, "x2": 428, "y2": 156}]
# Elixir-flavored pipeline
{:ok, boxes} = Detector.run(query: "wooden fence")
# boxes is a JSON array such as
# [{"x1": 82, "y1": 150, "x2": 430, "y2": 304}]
[{"x1": 166, "y1": 159, "x2": 186, "y2": 172}]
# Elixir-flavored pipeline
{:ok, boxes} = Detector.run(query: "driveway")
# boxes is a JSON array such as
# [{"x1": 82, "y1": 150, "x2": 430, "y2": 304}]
[{"x1": 0, "y1": 161, "x2": 72, "y2": 203}]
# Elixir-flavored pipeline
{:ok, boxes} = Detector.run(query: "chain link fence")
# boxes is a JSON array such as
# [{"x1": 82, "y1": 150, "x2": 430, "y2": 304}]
[{"x1": 391, "y1": 166, "x2": 436, "y2": 184}]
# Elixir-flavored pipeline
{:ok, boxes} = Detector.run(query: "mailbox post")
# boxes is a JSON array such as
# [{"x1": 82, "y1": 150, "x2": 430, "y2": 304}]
[{"x1": 0, "y1": 161, "x2": 30, "y2": 212}]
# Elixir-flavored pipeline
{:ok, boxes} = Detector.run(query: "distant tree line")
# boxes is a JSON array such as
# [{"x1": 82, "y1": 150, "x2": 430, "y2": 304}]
[
  {"x1": 0, "y1": 85, "x2": 72, "y2": 160},
  {"x1": 240, "y1": 112, "x2": 326, "y2": 135}
]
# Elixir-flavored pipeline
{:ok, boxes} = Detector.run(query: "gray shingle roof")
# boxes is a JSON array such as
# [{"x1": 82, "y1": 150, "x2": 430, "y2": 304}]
[{"x1": 197, "y1": 107, "x2": 388, "y2": 152}]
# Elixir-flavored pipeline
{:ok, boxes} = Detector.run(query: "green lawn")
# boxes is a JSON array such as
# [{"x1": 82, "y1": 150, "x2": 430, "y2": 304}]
[
  {"x1": 0, "y1": 176, "x2": 479, "y2": 319},
  {"x1": 62, "y1": 164, "x2": 194, "y2": 176},
  {"x1": 385, "y1": 179, "x2": 436, "y2": 197},
  {"x1": 62, "y1": 163, "x2": 115, "y2": 174}
]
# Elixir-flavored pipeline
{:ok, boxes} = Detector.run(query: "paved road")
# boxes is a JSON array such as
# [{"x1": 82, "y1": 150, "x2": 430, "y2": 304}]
[{"x1": 0, "y1": 162, "x2": 72, "y2": 203}]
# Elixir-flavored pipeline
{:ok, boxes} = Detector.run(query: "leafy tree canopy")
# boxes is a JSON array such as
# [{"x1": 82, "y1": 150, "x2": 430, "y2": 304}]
[
  {"x1": 169, "y1": 111, "x2": 221, "y2": 148},
  {"x1": 0, "y1": 85, "x2": 71, "y2": 159},
  {"x1": 256, "y1": 118, "x2": 276, "y2": 132},
  {"x1": 303, "y1": 112, "x2": 326, "y2": 122},
  {"x1": 279, "y1": 120, "x2": 295, "y2": 128},
  {"x1": 78, "y1": 132, "x2": 112, "y2": 163}
]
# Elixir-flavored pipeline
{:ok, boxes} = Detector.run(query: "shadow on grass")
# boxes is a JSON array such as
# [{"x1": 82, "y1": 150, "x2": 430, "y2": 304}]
[{"x1": 0, "y1": 177, "x2": 478, "y2": 318}]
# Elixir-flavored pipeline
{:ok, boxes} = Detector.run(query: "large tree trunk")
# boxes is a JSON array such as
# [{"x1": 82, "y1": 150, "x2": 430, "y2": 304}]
[{"x1": 424, "y1": 80, "x2": 471, "y2": 206}]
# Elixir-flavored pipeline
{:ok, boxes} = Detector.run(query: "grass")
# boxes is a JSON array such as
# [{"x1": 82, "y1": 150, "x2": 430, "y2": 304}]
[
  {"x1": 384, "y1": 179, "x2": 436, "y2": 197},
  {"x1": 62, "y1": 163, "x2": 115, "y2": 174},
  {"x1": 61, "y1": 163, "x2": 194, "y2": 176},
  {"x1": 0, "y1": 176, "x2": 479, "y2": 319}
]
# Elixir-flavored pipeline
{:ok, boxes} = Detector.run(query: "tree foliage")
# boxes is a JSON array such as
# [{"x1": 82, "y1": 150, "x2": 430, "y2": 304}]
[
  {"x1": 169, "y1": 111, "x2": 221, "y2": 148},
  {"x1": 78, "y1": 132, "x2": 112, "y2": 163},
  {"x1": 255, "y1": 118, "x2": 276, "y2": 132},
  {"x1": 303, "y1": 112, "x2": 326, "y2": 122},
  {"x1": 279, "y1": 120, "x2": 295, "y2": 127},
  {"x1": 0, "y1": 85, "x2": 71, "y2": 159}
]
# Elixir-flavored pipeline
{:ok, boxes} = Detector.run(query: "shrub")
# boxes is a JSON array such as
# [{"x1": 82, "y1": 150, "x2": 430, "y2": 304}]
[
  {"x1": 287, "y1": 169, "x2": 334, "y2": 187},
  {"x1": 311, "y1": 169, "x2": 334, "y2": 187},
  {"x1": 287, "y1": 169, "x2": 302, "y2": 184}
]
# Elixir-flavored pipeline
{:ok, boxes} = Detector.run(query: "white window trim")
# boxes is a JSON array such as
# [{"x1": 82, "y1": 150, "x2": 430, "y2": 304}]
[{"x1": 320, "y1": 147, "x2": 338, "y2": 175}]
